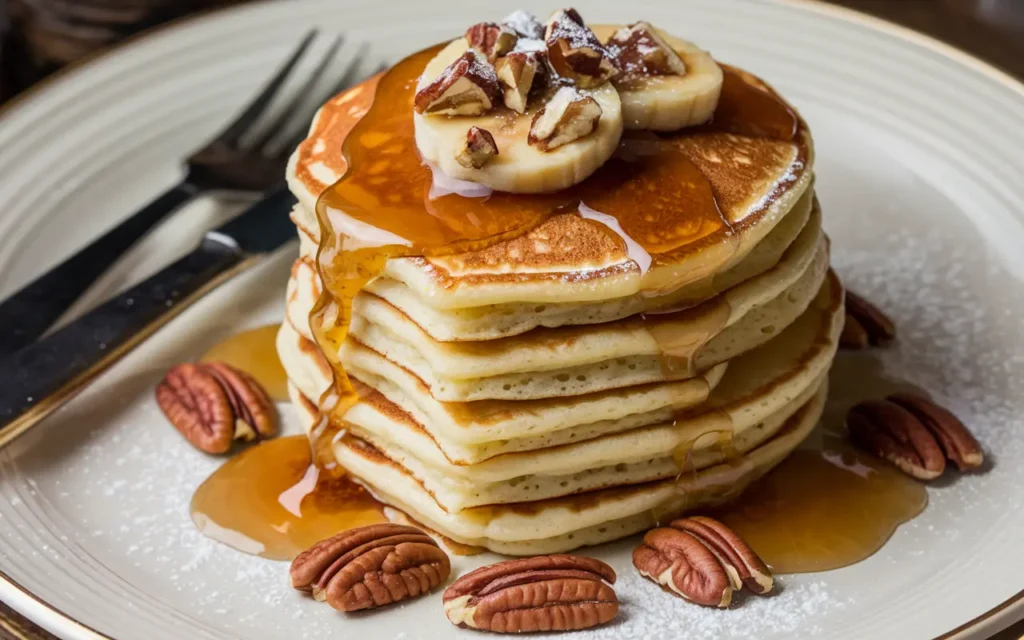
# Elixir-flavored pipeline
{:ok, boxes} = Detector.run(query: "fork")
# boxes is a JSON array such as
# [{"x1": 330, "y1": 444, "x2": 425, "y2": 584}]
[{"x1": 0, "y1": 31, "x2": 367, "y2": 356}]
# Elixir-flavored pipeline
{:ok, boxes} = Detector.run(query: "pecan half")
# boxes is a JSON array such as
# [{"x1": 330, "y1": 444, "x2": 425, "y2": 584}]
[
  {"x1": 670, "y1": 516, "x2": 773, "y2": 595},
  {"x1": 633, "y1": 527, "x2": 733, "y2": 607},
  {"x1": 888, "y1": 393, "x2": 984, "y2": 471},
  {"x1": 502, "y1": 9, "x2": 545, "y2": 40},
  {"x1": 544, "y1": 9, "x2": 617, "y2": 88},
  {"x1": 466, "y1": 22, "x2": 518, "y2": 62},
  {"x1": 841, "y1": 290, "x2": 895, "y2": 349},
  {"x1": 496, "y1": 51, "x2": 543, "y2": 113},
  {"x1": 443, "y1": 554, "x2": 618, "y2": 633},
  {"x1": 414, "y1": 51, "x2": 500, "y2": 116},
  {"x1": 606, "y1": 21, "x2": 687, "y2": 76},
  {"x1": 290, "y1": 524, "x2": 450, "y2": 612},
  {"x1": 847, "y1": 399, "x2": 947, "y2": 480},
  {"x1": 156, "y1": 362, "x2": 276, "y2": 454},
  {"x1": 529, "y1": 86, "x2": 602, "y2": 151},
  {"x1": 456, "y1": 126, "x2": 498, "y2": 169}
]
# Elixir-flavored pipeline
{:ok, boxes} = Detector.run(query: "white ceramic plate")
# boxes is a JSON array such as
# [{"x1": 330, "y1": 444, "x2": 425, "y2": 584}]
[{"x1": 1, "y1": 1, "x2": 1023, "y2": 638}]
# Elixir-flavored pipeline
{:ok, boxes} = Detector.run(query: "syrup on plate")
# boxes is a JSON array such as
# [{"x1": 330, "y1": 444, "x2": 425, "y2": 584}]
[
  {"x1": 712, "y1": 444, "x2": 927, "y2": 573},
  {"x1": 200, "y1": 324, "x2": 289, "y2": 403},
  {"x1": 190, "y1": 435, "x2": 386, "y2": 561}
]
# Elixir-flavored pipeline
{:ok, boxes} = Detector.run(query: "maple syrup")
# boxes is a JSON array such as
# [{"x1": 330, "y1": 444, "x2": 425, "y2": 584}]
[
  {"x1": 308, "y1": 45, "x2": 802, "y2": 451},
  {"x1": 712, "y1": 444, "x2": 927, "y2": 573},
  {"x1": 190, "y1": 435, "x2": 386, "y2": 561},
  {"x1": 200, "y1": 324, "x2": 289, "y2": 403}
]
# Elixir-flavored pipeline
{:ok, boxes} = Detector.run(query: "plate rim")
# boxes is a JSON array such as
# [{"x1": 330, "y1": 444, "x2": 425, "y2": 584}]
[{"x1": 0, "y1": 1, "x2": 1022, "y2": 638}]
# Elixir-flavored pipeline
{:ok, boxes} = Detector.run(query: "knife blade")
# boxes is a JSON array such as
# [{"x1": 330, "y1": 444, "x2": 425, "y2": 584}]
[{"x1": 0, "y1": 186, "x2": 298, "y2": 449}]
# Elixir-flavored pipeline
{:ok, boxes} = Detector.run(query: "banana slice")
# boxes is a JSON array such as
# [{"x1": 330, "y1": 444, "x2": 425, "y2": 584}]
[
  {"x1": 593, "y1": 25, "x2": 723, "y2": 131},
  {"x1": 413, "y1": 38, "x2": 623, "y2": 194}
]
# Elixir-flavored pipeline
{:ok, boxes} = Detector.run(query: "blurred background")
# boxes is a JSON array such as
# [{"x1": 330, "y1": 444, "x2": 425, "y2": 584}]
[
  {"x1": 1, "y1": 0, "x2": 1024, "y2": 105},
  {"x1": 0, "y1": 0, "x2": 1023, "y2": 639}
]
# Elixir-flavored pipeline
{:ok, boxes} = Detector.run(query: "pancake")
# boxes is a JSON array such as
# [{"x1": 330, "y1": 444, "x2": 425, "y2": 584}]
[
  {"x1": 342, "y1": 242, "x2": 827, "y2": 401},
  {"x1": 279, "y1": 321, "x2": 727, "y2": 460},
  {"x1": 287, "y1": 270, "x2": 842, "y2": 511},
  {"x1": 300, "y1": 384, "x2": 826, "y2": 556},
  {"x1": 285, "y1": 33, "x2": 814, "y2": 310},
  {"x1": 290, "y1": 192, "x2": 817, "y2": 342}
]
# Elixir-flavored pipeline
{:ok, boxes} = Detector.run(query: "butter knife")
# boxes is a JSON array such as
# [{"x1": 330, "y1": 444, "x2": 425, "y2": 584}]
[{"x1": 0, "y1": 186, "x2": 297, "y2": 449}]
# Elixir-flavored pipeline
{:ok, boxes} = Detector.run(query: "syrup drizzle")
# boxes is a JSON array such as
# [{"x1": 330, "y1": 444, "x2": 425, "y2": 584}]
[{"x1": 309, "y1": 45, "x2": 800, "y2": 450}]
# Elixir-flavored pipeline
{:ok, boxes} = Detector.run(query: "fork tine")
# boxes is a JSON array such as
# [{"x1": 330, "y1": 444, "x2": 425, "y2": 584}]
[
  {"x1": 251, "y1": 35, "x2": 345, "y2": 152},
  {"x1": 211, "y1": 29, "x2": 317, "y2": 149},
  {"x1": 274, "y1": 48, "x2": 371, "y2": 160}
]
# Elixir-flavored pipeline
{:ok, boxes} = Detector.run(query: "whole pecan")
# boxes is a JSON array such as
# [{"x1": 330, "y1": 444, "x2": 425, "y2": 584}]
[
  {"x1": 841, "y1": 290, "x2": 895, "y2": 349},
  {"x1": 444, "y1": 554, "x2": 618, "y2": 633},
  {"x1": 848, "y1": 399, "x2": 947, "y2": 480},
  {"x1": 670, "y1": 516, "x2": 773, "y2": 595},
  {"x1": 290, "y1": 524, "x2": 450, "y2": 612},
  {"x1": 849, "y1": 394, "x2": 984, "y2": 479},
  {"x1": 888, "y1": 393, "x2": 983, "y2": 471},
  {"x1": 634, "y1": 527, "x2": 732, "y2": 607},
  {"x1": 633, "y1": 516, "x2": 772, "y2": 607},
  {"x1": 155, "y1": 362, "x2": 276, "y2": 454}
]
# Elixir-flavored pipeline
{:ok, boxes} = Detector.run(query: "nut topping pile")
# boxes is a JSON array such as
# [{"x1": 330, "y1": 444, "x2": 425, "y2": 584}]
[
  {"x1": 443, "y1": 554, "x2": 619, "y2": 632},
  {"x1": 414, "y1": 8, "x2": 696, "y2": 170},
  {"x1": 633, "y1": 516, "x2": 773, "y2": 608},
  {"x1": 156, "y1": 362, "x2": 276, "y2": 454}
]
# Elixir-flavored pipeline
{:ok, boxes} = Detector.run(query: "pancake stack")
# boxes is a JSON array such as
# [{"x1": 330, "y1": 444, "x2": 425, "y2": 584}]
[{"x1": 278, "y1": 21, "x2": 843, "y2": 555}]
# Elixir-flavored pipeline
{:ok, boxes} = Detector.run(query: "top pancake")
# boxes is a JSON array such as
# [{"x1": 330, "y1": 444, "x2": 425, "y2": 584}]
[{"x1": 286, "y1": 29, "x2": 815, "y2": 308}]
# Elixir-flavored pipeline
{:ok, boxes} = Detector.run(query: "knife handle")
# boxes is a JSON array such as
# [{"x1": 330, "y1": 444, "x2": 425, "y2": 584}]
[
  {"x1": 0, "y1": 182, "x2": 200, "y2": 357},
  {"x1": 0, "y1": 236, "x2": 247, "y2": 448}
]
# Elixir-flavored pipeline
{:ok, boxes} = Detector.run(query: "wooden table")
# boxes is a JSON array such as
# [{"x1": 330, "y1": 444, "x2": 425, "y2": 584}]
[{"x1": 1, "y1": 1, "x2": 1022, "y2": 638}]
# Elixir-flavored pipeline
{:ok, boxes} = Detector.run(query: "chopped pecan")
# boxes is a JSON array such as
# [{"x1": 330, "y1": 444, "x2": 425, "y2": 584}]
[
  {"x1": 670, "y1": 516, "x2": 773, "y2": 595},
  {"x1": 606, "y1": 21, "x2": 687, "y2": 76},
  {"x1": 888, "y1": 393, "x2": 984, "y2": 471},
  {"x1": 414, "y1": 51, "x2": 500, "y2": 116},
  {"x1": 502, "y1": 9, "x2": 545, "y2": 39},
  {"x1": 528, "y1": 86, "x2": 602, "y2": 151},
  {"x1": 633, "y1": 526, "x2": 733, "y2": 607},
  {"x1": 290, "y1": 524, "x2": 450, "y2": 612},
  {"x1": 847, "y1": 399, "x2": 947, "y2": 480},
  {"x1": 156, "y1": 362, "x2": 276, "y2": 454},
  {"x1": 544, "y1": 8, "x2": 617, "y2": 88},
  {"x1": 443, "y1": 554, "x2": 618, "y2": 633},
  {"x1": 456, "y1": 126, "x2": 499, "y2": 169},
  {"x1": 495, "y1": 51, "x2": 542, "y2": 113},
  {"x1": 466, "y1": 22, "x2": 518, "y2": 62},
  {"x1": 842, "y1": 290, "x2": 895, "y2": 348}
]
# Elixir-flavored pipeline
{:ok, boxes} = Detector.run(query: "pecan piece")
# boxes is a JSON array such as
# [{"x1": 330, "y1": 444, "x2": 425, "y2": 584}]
[
  {"x1": 156, "y1": 362, "x2": 276, "y2": 454},
  {"x1": 842, "y1": 290, "x2": 895, "y2": 349},
  {"x1": 496, "y1": 51, "x2": 542, "y2": 113},
  {"x1": 290, "y1": 524, "x2": 450, "y2": 612},
  {"x1": 847, "y1": 399, "x2": 947, "y2": 480},
  {"x1": 544, "y1": 8, "x2": 617, "y2": 88},
  {"x1": 443, "y1": 554, "x2": 618, "y2": 633},
  {"x1": 529, "y1": 86, "x2": 602, "y2": 151},
  {"x1": 634, "y1": 526, "x2": 733, "y2": 607},
  {"x1": 606, "y1": 21, "x2": 687, "y2": 76},
  {"x1": 466, "y1": 22, "x2": 518, "y2": 62},
  {"x1": 502, "y1": 9, "x2": 545, "y2": 40},
  {"x1": 670, "y1": 516, "x2": 773, "y2": 595},
  {"x1": 888, "y1": 393, "x2": 984, "y2": 471},
  {"x1": 414, "y1": 51, "x2": 500, "y2": 116},
  {"x1": 456, "y1": 126, "x2": 498, "y2": 169}
]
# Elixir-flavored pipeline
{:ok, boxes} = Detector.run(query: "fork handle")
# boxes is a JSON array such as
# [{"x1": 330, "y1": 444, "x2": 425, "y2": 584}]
[{"x1": 0, "y1": 181, "x2": 199, "y2": 357}]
